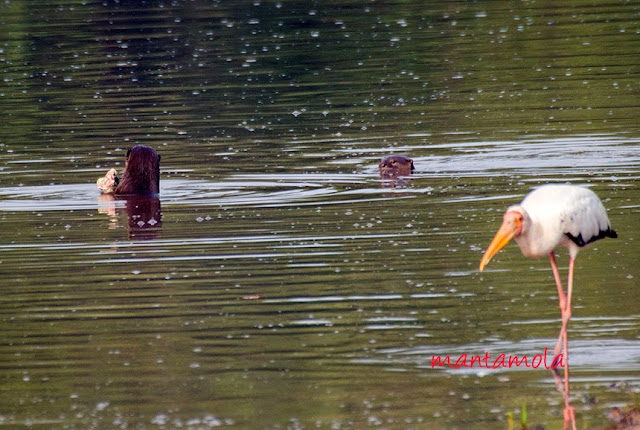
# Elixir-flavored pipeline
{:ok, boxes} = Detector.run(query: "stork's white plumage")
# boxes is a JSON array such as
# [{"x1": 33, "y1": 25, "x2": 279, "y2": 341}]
[
  {"x1": 480, "y1": 184, "x2": 616, "y2": 267},
  {"x1": 479, "y1": 184, "x2": 617, "y2": 430}
]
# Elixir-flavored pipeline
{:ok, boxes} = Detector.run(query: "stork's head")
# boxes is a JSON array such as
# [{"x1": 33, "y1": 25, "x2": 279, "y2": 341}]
[{"x1": 479, "y1": 206, "x2": 526, "y2": 271}]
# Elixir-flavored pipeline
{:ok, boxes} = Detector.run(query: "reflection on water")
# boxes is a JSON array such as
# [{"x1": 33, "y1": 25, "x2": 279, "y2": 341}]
[
  {"x1": 1, "y1": 0, "x2": 640, "y2": 428},
  {"x1": 98, "y1": 194, "x2": 162, "y2": 240}
]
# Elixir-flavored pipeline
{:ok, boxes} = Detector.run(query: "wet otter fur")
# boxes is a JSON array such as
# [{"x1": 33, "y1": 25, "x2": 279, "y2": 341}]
[
  {"x1": 379, "y1": 155, "x2": 415, "y2": 178},
  {"x1": 114, "y1": 145, "x2": 160, "y2": 195}
]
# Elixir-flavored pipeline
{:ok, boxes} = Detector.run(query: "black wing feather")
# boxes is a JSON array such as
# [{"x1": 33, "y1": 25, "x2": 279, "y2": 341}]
[{"x1": 566, "y1": 228, "x2": 618, "y2": 248}]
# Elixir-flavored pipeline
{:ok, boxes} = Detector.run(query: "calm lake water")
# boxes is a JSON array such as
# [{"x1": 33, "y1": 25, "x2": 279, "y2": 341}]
[{"x1": 1, "y1": 1, "x2": 640, "y2": 429}]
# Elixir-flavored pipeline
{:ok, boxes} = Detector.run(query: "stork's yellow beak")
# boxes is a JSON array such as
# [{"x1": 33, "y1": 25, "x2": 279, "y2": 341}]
[{"x1": 479, "y1": 215, "x2": 521, "y2": 271}]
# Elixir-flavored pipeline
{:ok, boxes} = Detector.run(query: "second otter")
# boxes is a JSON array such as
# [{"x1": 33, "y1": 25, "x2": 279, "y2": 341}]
[{"x1": 97, "y1": 145, "x2": 160, "y2": 195}]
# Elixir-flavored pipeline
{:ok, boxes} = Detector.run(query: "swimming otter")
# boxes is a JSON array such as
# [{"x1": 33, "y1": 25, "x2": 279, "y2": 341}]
[
  {"x1": 379, "y1": 155, "x2": 414, "y2": 178},
  {"x1": 97, "y1": 145, "x2": 160, "y2": 195}
]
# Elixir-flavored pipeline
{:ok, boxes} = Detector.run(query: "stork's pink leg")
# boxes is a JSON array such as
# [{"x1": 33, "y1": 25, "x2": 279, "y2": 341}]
[
  {"x1": 564, "y1": 403, "x2": 577, "y2": 430},
  {"x1": 561, "y1": 325, "x2": 576, "y2": 430},
  {"x1": 565, "y1": 256, "x2": 575, "y2": 326},
  {"x1": 549, "y1": 252, "x2": 566, "y2": 309},
  {"x1": 558, "y1": 257, "x2": 575, "y2": 394},
  {"x1": 549, "y1": 253, "x2": 577, "y2": 429},
  {"x1": 550, "y1": 252, "x2": 567, "y2": 394},
  {"x1": 563, "y1": 258, "x2": 576, "y2": 430},
  {"x1": 549, "y1": 252, "x2": 566, "y2": 358}
]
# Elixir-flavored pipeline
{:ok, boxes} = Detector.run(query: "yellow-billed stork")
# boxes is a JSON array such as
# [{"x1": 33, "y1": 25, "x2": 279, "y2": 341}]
[{"x1": 479, "y1": 184, "x2": 617, "y2": 430}]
